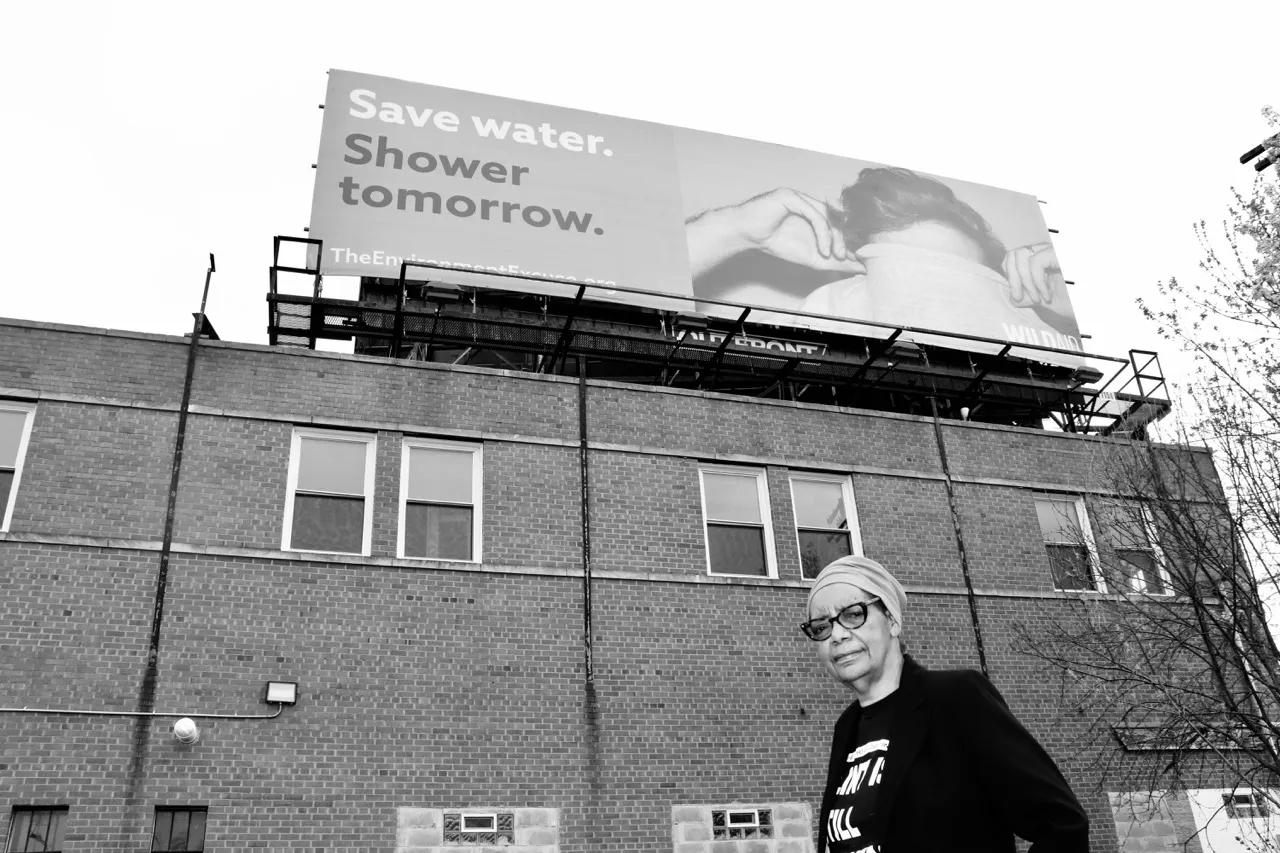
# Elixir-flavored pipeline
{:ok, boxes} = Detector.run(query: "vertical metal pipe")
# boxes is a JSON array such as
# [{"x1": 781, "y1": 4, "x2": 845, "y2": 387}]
[
  {"x1": 577, "y1": 357, "x2": 594, "y2": 682},
  {"x1": 126, "y1": 256, "x2": 215, "y2": 838},
  {"x1": 148, "y1": 255, "x2": 215, "y2": 672},
  {"x1": 929, "y1": 397, "x2": 989, "y2": 676},
  {"x1": 577, "y1": 357, "x2": 602, "y2": 853}
]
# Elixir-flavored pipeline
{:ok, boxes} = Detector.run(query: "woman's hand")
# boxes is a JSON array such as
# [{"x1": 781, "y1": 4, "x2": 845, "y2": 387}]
[
  {"x1": 687, "y1": 188, "x2": 866, "y2": 278},
  {"x1": 1002, "y1": 242, "x2": 1061, "y2": 307}
]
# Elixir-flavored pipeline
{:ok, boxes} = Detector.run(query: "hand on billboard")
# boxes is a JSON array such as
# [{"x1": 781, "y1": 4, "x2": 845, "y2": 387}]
[
  {"x1": 687, "y1": 188, "x2": 866, "y2": 278},
  {"x1": 1002, "y1": 243, "x2": 1061, "y2": 307}
]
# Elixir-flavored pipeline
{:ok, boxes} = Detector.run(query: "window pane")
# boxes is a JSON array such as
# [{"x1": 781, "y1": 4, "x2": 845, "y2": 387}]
[
  {"x1": 1, "y1": 469, "x2": 13, "y2": 519},
  {"x1": 799, "y1": 530, "x2": 853, "y2": 579},
  {"x1": 792, "y1": 480, "x2": 846, "y2": 530},
  {"x1": 1118, "y1": 549, "x2": 1164, "y2": 594},
  {"x1": 152, "y1": 811, "x2": 173, "y2": 851},
  {"x1": 46, "y1": 811, "x2": 64, "y2": 851},
  {"x1": 290, "y1": 494, "x2": 364, "y2": 552},
  {"x1": 28, "y1": 809, "x2": 50, "y2": 852},
  {"x1": 1048, "y1": 544, "x2": 1093, "y2": 590},
  {"x1": 186, "y1": 811, "x2": 206, "y2": 851},
  {"x1": 0, "y1": 410, "x2": 26, "y2": 468},
  {"x1": 708, "y1": 523, "x2": 766, "y2": 575},
  {"x1": 297, "y1": 437, "x2": 367, "y2": 494},
  {"x1": 703, "y1": 472, "x2": 761, "y2": 523},
  {"x1": 169, "y1": 811, "x2": 190, "y2": 851},
  {"x1": 1107, "y1": 501, "x2": 1151, "y2": 550},
  {"x1": 1036, "y1": 498, "x2": 1081, "y2": 542},
  {"x1": 407, "y1": 447, "x2": 473, "y2": 503},
  {"x1": 8, "y1": 810, "x2": 31, "y2": 851},
  {"x1": 405, "y1": 503, "x2": 473, "y2": 560}
]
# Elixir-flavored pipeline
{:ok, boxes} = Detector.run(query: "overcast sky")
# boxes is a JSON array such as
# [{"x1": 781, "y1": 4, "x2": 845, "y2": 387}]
[{"x1": 3, "y1": 1, "x2": 1275, "y2": 409}]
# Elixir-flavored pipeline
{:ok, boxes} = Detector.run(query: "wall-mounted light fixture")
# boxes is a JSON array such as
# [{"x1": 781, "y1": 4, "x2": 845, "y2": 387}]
[
  {"x1": 264, "y1": 681, "x2": 298, "y2": 706},
  {"x1": 173, "y1": 717, "x2": 200, "y2": 744}
]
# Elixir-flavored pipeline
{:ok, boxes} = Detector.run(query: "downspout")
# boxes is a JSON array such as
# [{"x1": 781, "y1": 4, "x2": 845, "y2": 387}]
[
  {"x1": 578, "y1": 356, "x2": 602, "y2": 853},
  {"x1": 929, "y1": 398, "x2": 989, "y2": 676},
  {"x1": 578, "y1": 356, "x2": 595, "y2": 684},
  {"x1": 124, "y1": 256, "x2": 215, "y2": 822}
]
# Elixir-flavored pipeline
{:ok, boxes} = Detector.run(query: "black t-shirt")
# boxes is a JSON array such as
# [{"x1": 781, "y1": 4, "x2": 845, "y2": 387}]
[{"x1": 825, "y1": 691, "x2": 896, "y2": 853}]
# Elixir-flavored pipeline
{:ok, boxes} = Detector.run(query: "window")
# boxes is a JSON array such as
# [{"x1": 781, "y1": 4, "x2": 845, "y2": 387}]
[
  {"x1": 790, "y1": 474, "x2": 861, "y2": 579},
  {"x1": 151, "y1": 807, "x2": 206, "y2": 852},
  {"x1": 1034, "y1": 495, "x2": 1099, "y2": 591},
  {"x1": 711, "y1": 808, "x2": 774, "y2": 840},
  {"x1": 1224, "y1": 791, "x2": 1270, "y2": 819},
  {"x1": 1108, "y1": 501, "x2": 1170, "y2": 595},
  {"x1": 6, "y1": 806, "x2": 67, "y2": 853},
  {"x1": 399, "y1": 440, "x2": 481, "y2": 561},
  {"x1": 283, "y1": 429, "x2": 375, "y2": 554},
  {"x1": 442, "y1": 812, "x2": 514, "y2": 845},
  {"x1": 699, "y1": 466, "x2": 777, "y2": 577},
  {"x1": 0, "y1": 402, "x2": 36, "y2": 533}
]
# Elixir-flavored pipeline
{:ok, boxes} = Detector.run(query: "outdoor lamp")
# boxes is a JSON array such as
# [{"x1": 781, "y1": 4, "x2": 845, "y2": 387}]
[
  {"x1": 264, "y1": 681, "x2": 298, "y2": 706},
  {"x1": 172, "y1": 717, "x2": 200, "y2": 744}
]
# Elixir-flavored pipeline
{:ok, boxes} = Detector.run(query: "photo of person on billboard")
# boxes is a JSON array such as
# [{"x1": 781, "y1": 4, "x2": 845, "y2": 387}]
[{"x1": 685, "y1": 167, "x2": 1077, "y2": 349}]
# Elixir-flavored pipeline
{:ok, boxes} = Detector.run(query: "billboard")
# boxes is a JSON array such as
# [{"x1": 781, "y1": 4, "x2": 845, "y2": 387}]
[{"x1": 309, "y1": 69, "x2": 1083, "y2": 360}]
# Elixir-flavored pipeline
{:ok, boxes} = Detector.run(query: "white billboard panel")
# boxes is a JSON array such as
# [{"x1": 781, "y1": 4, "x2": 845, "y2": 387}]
[{"x1": 310, "y1": 70, "x2": 1082, "y2": 361}]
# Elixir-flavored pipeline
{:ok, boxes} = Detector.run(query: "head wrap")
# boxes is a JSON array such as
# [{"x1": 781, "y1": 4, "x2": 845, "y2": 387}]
[{"x1": 806, "y1": 556, "x2": 907, "y2": 627}]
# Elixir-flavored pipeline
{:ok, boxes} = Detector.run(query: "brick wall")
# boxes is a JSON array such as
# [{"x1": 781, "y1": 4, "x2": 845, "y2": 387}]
[{"x1": 0, "y1": 319, "x2": 1231, "y2": 852}]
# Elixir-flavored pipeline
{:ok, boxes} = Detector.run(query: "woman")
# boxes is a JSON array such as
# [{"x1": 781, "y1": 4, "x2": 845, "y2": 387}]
[{"x1": 801, "y1": 556, "x2": 1089, "y2": 852}]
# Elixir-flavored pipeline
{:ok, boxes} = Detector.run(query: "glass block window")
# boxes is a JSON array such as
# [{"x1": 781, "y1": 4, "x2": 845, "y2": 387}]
[
  {"x1": 699, "y1": 466, "x2": 777, "y2": 577},
  {"x1": 1224, "y1": 792, "x2": 1270, "y2": 819},
  {"x1": 711, "y1": 808, "x2": 773, "y2": 840},
  {"x1": 790, "y1": 474, "x2": 861, "y2": 579},
  {"x1": 151, "y1": 807, "x2": 207, "y2": 852},
  {"x1": 442, "y1": 811, "x2": 514, "y2": 845},
  {"x1": 6, "y1": 807, "x2": 67, "y2": 853},
  {"x1": 0, "y1": 402, "x2": 35, "y2": 533},
  {"x1": 399, "y1": 440, "x2": 481, "y2": 561},
  {"x1": 1035, "y1": 495, "x2": 1099, "y2": 591},
  {"x1": 283, "y1": 429, "x2": 376, "y2": 555}
]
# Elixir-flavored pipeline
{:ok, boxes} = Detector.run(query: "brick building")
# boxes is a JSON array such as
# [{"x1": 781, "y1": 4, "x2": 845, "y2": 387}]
[{"x1": 0, "y1": 270, "x2": 1264, "y2": 852}]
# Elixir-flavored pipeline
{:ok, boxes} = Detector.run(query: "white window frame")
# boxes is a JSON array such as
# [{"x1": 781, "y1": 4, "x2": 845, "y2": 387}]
[
  {"x1": 789, "y1": 472, "x2": 863, "y2": 578},
  {"x1": 1112, "y1": 501, "x2": 1172, "y2": 596},
  {"x1": 698, "y1": 465, "x2": 778, "y2": 579},
  {"x1": 397, "y1": 438, "x2": 482, "y2": 562},
  {"x1": 1034, "y1": 493, "x2": 1102, "y2": 592},
  {"x1": 282, "y1": 427, "x2": 376, "y2": 555},
  {"x1": 0, "y1": 401, "x2": 36, "y2": 533},
  {"x1": 460, "y1": 813, "x2": 497, "y2": 832},
  {"x1": 726, "y1": 809, "x2": 762, "y2": 829}
]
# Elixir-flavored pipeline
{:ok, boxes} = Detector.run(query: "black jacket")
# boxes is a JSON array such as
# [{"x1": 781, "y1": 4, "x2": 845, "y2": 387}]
[{"x1": 818, "y1": 656, "x2": 1089, "y2": 852}]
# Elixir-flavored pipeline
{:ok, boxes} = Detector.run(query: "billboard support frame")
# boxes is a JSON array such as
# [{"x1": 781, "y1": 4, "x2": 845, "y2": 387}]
[
  {"x1": 545, "y1": 286, "x2": 588, "y2": 375},
  {"x1": 700, "y1": 308, "x2": 751, "y2": 386},
  {"x1": 266, "y1": 247, "x2": 1171, "y2": 437}
]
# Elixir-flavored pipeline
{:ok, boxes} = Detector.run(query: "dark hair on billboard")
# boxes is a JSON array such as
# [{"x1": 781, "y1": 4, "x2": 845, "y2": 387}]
[{"x1": 831, "y1": 167, "x2": 1006, "y2": 272}]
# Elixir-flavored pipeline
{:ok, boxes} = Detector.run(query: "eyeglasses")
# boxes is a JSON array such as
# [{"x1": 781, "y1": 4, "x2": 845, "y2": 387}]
[{"x1": 801, "y1": 597, "x2": 882, "y2": 641}]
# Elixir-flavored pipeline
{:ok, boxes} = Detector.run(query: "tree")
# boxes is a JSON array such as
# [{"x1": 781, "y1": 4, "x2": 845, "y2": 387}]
[{"x1": 1015, "y1": 108, "x2": 1280, "y2": 845}]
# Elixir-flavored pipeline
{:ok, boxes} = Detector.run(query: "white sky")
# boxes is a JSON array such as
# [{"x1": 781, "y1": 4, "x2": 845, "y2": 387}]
[{"x1": 2, "y1": 0, "x2": 1276, "y2": 406}]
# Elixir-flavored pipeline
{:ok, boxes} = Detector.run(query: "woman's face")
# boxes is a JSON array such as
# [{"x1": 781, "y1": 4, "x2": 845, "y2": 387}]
[
  {"x1": 809, "y1": 583, "x2": 901, "y2": 689},
  {"x1": 866, "y1": 220, "x2": 987, "y2": 263}
]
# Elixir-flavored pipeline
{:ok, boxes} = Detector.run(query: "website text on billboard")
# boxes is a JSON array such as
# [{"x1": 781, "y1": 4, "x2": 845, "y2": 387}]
[{"x1": 309, "y1": 70, "x2": 1083, "y2": 362}]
